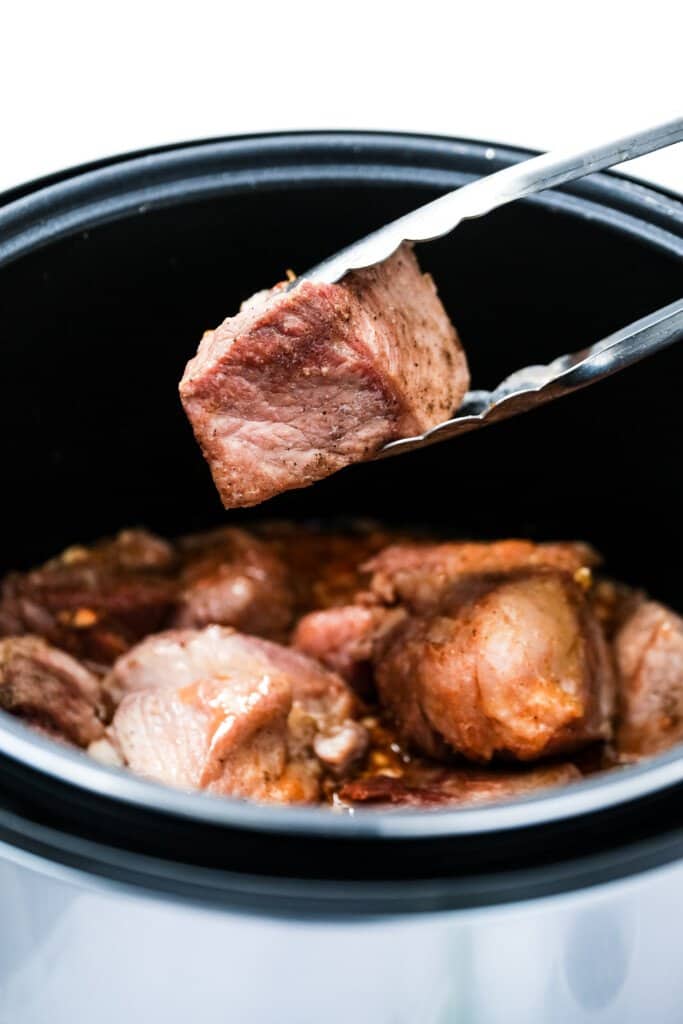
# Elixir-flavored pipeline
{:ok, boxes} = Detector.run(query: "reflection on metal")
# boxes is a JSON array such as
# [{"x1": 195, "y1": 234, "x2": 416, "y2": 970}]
[
  {"x1": 303, "y1": 118, "x2": 683, "y2": 285},
  {"x1": 376, "y1": 299, "x2": 683, "y2": 460}
]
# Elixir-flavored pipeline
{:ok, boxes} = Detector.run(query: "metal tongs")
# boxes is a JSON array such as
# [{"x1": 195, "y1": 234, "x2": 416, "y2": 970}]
[{"x1": 296, "y1": 117, "x2": 683, "y2": 459}]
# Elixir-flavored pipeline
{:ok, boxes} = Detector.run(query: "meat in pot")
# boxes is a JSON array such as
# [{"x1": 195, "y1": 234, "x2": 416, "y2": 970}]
[
  {"x1": 614, "y1": 600, "x2": 683, "y2": 756},
  {"x1": 374, "y1": 569, "x2": 614, "y2": 762},
  {"x1": 0, "y1": 636, "x2": 105, "y2": 747},
  {"x1": 1, "y1": 525, "x2": 681, "y2": 811},
  {"x1": 173, "y1": 527, "x2": 294, "y2": 639},
  {"x1": 109, "y1": 625, "x2": 367, "y2": 802},
  {"x1": 0, "y1": 529, "x2": 177, "y2": 666}
]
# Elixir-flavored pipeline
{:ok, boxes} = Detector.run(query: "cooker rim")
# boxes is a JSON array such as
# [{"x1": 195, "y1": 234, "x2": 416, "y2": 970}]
[
  {"x1": 0, "y1": 130, "x2": 681, "y2": 274},
  {"x1": 0, "y1": 129, "x2": 681, "y2": 882},
  {"x1": 2, "y1": 127, "x2": 682, "y2": 212},
  {"x1": 1, "y1": 786, "x2": 681, "y2": 919},
  {"x1": 1, "y1": 709, "x2": 683, "y2": 840}
]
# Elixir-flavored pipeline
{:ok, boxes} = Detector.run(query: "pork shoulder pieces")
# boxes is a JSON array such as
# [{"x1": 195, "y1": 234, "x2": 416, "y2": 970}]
[
  {"x1": 374, "y1": 570, "x2": 615, "y2": 762},
  {"x1": 292, "y1": 604, "x2": 399, "y2": 696},
  {"x1": 365, "y1": 539, "x2": 599, "y2": 612},
  {"x1": 0, "y1": 636, "x2": 105, "y2": 746},
  {"x1": 173, "y1": 527, "x2": 294, "y2": 639},
  {"x1": 109, "y1": 626, "x2": 368, "y2": 802},
  {"x1": 614, "y1": 600, "x2": 683, "y2": 756},
  {"x1": 0, "y1": 529, "x2": 177, "y2": 665},
  {"x1": 179, "y1": 245, "x2": 469, "y2": 508}
]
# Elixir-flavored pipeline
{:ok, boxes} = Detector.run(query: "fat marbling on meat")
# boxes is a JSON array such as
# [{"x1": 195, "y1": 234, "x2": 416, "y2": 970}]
[{"x1": 180, "y1": 244, "x2": 469, "y2": 508}]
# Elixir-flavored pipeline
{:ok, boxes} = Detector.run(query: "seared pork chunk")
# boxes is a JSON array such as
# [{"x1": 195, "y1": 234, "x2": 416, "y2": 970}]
[
  {"x1": 366, "y1": 539, "x2": 598, "y2": 612},
  {"x1": 614, "y1": 601, "x2": 683, "y2": 756},
  {"x1": 0, "y1": 529, "x2": 177, "y2": 665},
  {"x1": 173, "y1": 527, "x2": 294, "y2": 639},
  {"x1": 113, "y1": 668, "x2": 304, "y2": 801},
  {"x1": 375, "y1": 570, "x2": 614, "y2": 762},
  {"x1": 339, "y1": 761, "x2": 581, "y2": 808},
  {"x1": 180, "y1": 245, "x2": 469, "y2": 508},
  {"x1": 294, "y1": 540, "x2": 602, "y2": 711},
  {"x1": 0, "y1": 636, "x2": 104, "y2": 746},
  {"x1": 109, "y1": 626, "x2": 367, "y2": 801},
  {"x1": 174, "y1": 524, "x2": 404, "y2": 639},
  {"x1": 293, "y1": 604, "x2": 403, "y2": 696}
]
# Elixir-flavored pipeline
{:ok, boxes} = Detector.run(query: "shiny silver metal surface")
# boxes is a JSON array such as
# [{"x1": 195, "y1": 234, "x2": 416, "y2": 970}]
[
  {"x1": 303, "y1": 118, "x2": 683, "y2": 284},
  {"x1": 377, "y1": 298, "x2": 683, "y2": 459},
  {"x1": 2, "y1": 847, "x2": 683, "y2": 1023},
  {"x1": 295, "y1": 117, "x2": 683, "y2": 461}
]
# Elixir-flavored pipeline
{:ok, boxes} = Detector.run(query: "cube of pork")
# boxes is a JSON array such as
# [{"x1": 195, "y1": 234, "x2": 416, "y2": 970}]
[
  {"x1": 179, "y1": 244, "x2": 469, "y2": 509},
  {"x1": 0, "y1": 636, "x2": 105, "y2": 746},
  {"x1": 173, "y1": 527, "x2": 294, "y2": 639},
  {"x1": 374, "y1": 570, "x2": 614, "y2": 762},
  {"x1": 113, "y1": 668, "x2": 302, "y2": 801},
  {"x1": 339, "y1": 762, "x2": 581, "y2": 809},
  {"x1": 294, "y1": 540, "x2": 600, "y2": 699},
  {"x1": 293, "y1": 604, "x2": 404, "y2": 697},
  {"x1": 365, "y1": 539, "x2": 599, "y2": 612},
  {"x1": 614, "y1": 600, "x2": 683, "y2": 756},
  {"x1": 292, "y1": 540, "x2": 601, "y2": 703},
  {"x1": 0, "y1": 529, "x2": 177, "y2": 665},
  {"x1": 109, "y1": 626, "x2": 368, "y2": 802}
]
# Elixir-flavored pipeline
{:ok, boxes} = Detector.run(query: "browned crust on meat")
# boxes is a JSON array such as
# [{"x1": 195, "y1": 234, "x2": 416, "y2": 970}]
[{"x1": 179, "y1": 245, "x2": 469, "y2": 508}]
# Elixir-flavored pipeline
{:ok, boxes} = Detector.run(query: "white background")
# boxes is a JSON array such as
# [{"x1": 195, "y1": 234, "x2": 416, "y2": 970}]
[{"x1": 1, "y1": 0, "x2": 681, "y2": 193}]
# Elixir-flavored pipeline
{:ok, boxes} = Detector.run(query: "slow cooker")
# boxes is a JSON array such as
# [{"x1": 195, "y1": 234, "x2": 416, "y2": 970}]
[{"x1": 0, "y1": 131, "x2": 681, "y2": 1023}]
